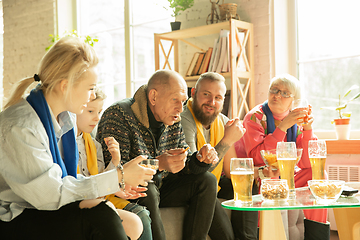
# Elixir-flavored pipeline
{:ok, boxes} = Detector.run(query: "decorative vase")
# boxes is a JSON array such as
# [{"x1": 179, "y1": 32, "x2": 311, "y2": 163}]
[
  {"x1": 170, "y1": 21, "x2": 181, "y2": 31},
  {"x1": 334, "y1": 118, "x2": 351, "y2": 140}
]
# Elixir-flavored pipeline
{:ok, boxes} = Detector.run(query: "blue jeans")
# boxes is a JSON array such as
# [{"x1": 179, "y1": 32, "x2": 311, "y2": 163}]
[{"x1": 123, "y1": 202, "x2": 152, "y2": 240}]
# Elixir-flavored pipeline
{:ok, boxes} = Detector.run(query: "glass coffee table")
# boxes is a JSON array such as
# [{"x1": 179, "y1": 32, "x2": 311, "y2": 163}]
[{"x1": 222, "y1": 185, "x2": 360, "y2": 240}]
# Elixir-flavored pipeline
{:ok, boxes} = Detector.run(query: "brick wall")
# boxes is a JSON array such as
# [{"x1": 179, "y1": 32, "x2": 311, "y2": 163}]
[
  {"x1": 2, "y1": 0, "x2": 55, "y2": 104},
  {"x1": 177, "y1": 0, "x2": 272, "y2": 105}
]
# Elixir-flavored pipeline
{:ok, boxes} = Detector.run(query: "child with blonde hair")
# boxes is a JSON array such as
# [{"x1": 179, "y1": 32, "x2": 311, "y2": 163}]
[{"x1": 76, "y1": 88, "x2": 152, "y2": 240}]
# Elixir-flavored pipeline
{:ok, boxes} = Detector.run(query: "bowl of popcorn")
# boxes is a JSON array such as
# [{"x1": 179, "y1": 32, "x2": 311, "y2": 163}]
[
  {"x1": 261, "y1": 179, "x2": 289, "y2": 201},
  {"x1": 308, "y1": 180, "x2": 345, "y2": 204}
]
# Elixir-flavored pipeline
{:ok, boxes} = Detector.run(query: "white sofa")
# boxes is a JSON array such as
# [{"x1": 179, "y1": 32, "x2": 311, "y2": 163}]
[{"x1": 160, "y1": 201, "x2": 305, "y2": 240}]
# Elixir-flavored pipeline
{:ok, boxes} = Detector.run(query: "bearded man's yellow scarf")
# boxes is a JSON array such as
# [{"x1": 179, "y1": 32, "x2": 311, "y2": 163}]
[
  {"x1": 186, "y1": 98, "x2": 224, "y2": 191},
  {"x1": 78, "y1": 132, "x2": 129, "y2": 209}
]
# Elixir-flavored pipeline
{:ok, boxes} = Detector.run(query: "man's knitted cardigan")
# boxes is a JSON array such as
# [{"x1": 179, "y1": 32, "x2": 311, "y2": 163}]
[{"x1": 96, "y1": 85, "x2": 210, "y2": 186}]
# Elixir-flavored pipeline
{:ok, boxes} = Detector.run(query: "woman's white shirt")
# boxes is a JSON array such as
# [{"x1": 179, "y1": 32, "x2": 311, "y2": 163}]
[{"x1": 0, "y1": 99, "x2": 120, "y2": 221}]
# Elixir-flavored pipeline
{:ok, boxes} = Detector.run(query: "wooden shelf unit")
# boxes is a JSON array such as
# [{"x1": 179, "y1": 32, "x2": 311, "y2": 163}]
[{"x1": 154, "y1": 19, "x2": 255, "y2": 119}]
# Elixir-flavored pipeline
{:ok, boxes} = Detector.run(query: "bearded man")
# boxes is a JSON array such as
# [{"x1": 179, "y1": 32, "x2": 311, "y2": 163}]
[{"x1": 181, "y1": 72, "x2": 259, "y2": 240}]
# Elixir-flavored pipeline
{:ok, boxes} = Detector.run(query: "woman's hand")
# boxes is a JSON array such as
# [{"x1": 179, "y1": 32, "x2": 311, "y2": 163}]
[
  {"x1": 114, "y1": 186, "x2": 147, "y2": 199},
  {"x1": 278, "y1": 108, "x2": 307, "y2": 132},
  {"x1": 302, "y1": 105, "x2": 314, "y2": 131},
  {"x1": 121, "y1": 155, "x2": 156, "y2": 187}
]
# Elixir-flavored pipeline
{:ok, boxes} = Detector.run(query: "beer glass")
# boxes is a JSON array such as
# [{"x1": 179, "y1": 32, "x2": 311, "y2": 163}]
[
  {"x1": 276, "y1": 142, "x2": 297, "y2": 199},
  {"x1": 140, "y1": 159, "x2": 159, "y2": 182},
  {"x1": 308, "y1": 140, "x2": 327, "y2": 180},
  {"x1": 230, "y1": 158, "x2": 254, "y2": 206},
  {"x1": 291, "y1": 99, "x2": 309, "y2": 125}
]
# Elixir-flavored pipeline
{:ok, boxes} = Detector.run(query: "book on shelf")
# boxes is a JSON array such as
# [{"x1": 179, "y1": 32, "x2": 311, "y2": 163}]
[
  {"x1": 199, "y1": 47, "x2": 213, "y2": 74},
  {"x1": 215, "y1": 30, "x2": 230, "y2": 73},
  {"x1": 208, "y1": 38, "x2": 218, "y2": 72},
  {"x1": 221, "y1": 30, "x2": 230, "y2": 73},
  {"x1": 186, "y1": 52, "x2": 201, "y2": 76},
  {"x1": 210, "y1": 31, "x2": 223, "y2": 72},
  {"x1": 192, "y1": 52, "x2": 205, "y2": 76}
]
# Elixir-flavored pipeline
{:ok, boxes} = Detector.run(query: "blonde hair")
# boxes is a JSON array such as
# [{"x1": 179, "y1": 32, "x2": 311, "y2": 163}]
[
  {"x1": 4, "y1": 36, "x2": 99, "y2": 109},
  {"x1": 194, "y1": 72, "x2": 226, "y2": 91},
  {"x1": 93, "y1": 88, "x2": 107, "y2": 101}
]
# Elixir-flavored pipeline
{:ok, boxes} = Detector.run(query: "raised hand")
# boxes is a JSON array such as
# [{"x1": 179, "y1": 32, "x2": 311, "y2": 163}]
[
  {"x1": 197, "y1": 143, "x2": 219, "y2": 165},
  {"x1": 104, "y1": 137, "x2": 120, "y2": 166},
  {"x1": 222, "y1": 118, "x2": 246, "y2": 146},
  {"x1": 278, "y1": 108, "x2": 307, "y2": 132}
]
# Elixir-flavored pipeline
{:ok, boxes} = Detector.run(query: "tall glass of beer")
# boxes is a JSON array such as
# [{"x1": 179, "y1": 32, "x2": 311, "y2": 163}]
[
  {"x1": 276, "y1": 142, "x2": 297, "y2": 199},
  {"x1": 230, "y1": 158, "x2": 254, "y2": 206},
  {"x1": 308, "y1": 140, "x2": 327, "y2": 179}
]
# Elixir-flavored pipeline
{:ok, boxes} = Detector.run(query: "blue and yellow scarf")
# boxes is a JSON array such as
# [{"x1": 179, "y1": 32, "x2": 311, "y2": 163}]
[{"x1": 27, "y1": 87, "x2": 78, "y2": 178}]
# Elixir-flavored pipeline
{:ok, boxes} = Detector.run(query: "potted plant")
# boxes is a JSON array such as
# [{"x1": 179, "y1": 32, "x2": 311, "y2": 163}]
[
  {"x1": 164, "y1": 0, "x2": 194, "y2": 31},
  {"x1": 321, "y1": 85, "x2": 360, "y2": 140}
]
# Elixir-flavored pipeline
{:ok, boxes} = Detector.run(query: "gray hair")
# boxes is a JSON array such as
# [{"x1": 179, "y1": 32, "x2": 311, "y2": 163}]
[{"x1": 269, "y1": 74, "x2": 302, "y2": 101}]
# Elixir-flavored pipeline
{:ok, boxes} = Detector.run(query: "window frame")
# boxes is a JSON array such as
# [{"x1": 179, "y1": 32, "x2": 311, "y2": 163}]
[{"x1": 272, "y1": 0, "x2": 360, "y2": 139}]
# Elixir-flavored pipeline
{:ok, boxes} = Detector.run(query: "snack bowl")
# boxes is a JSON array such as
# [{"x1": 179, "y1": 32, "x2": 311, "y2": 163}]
[
  {"x1": 261, "y1": 179, "x2": 289, "y2": 201},
  {"x1": 308, "y1": 180, "x2": 345, "y2": 204},
  {"x1": 260, "y1": 148, "x2": 303, "y2": 170},
  {"x1": 260, "y1": 149, "x2": 278, "y2": 169}
]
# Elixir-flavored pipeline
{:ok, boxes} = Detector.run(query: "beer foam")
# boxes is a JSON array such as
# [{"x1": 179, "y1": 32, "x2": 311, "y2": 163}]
[{"x1": 230, "y1": 170, "x2": 254, "y2": 175}]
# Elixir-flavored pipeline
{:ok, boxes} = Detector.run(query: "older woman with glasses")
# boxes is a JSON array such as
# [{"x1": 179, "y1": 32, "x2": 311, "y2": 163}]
[{"x1": 232, "y1": 74, "x2": 329, "y2": 240}]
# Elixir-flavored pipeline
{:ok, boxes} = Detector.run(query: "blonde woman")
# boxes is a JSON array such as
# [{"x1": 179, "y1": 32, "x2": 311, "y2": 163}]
[{"x1": 0, "y1": 37, "x2": 155, "y2": 239}]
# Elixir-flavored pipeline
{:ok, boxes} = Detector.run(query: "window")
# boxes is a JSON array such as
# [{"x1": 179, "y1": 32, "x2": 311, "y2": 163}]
[
  {"x1": 77, "y1": 0, "x2": 173, "y2": 109},
  {"x1": 0, "y1": 1, "x2": 3, "y2": 109},
  {"x1": 297, "y1": 0, "x2": 360, "y2": 133}
]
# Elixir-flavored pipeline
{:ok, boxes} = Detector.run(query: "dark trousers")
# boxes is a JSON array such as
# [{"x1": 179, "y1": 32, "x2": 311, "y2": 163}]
[
  {"x1": 218, "y1": 177, "x2": 259, "y2": 240},
  {"x1": 134, "y1": 172, "x2": 218, "y2": 240},
  {"x1": 208, "y1": 198, "x2": 235, "y2": 240},
  {"x1": 0, "y1": 201, "x2": 129, "y2": 240}
]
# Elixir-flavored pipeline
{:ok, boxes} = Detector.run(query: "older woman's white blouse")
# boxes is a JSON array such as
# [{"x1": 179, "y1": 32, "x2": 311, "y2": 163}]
[{"x1": 0, "y1": 99, "x2": 120, "y2": 221}]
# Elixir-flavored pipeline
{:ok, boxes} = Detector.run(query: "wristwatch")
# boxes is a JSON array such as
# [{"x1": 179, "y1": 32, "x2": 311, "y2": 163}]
[{"x1": 258, "y1": 166, "x2": 270, "y2": 180}]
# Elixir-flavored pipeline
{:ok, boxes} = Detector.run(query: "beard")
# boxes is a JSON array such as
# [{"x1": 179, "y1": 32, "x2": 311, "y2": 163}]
[{"x1": 192, "y1": 96, "x2": 223, "y2": 127}]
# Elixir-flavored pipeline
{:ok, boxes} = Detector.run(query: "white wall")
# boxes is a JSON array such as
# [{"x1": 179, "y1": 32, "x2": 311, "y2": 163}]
[
  {"x1": 2, "y1": 0, "x2": 56, "y2": 102},
  {"x1": 1, "y1": 0, "x2": 275, "y2": 107},
  {"x1": 177, "y1": 0, "x2": 272, "y2": 105}
]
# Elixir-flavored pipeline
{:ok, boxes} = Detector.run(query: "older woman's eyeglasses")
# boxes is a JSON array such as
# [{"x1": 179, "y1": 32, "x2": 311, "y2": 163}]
[{"x1": 269, "y1": 88, "x2": 294, "y2": 98}]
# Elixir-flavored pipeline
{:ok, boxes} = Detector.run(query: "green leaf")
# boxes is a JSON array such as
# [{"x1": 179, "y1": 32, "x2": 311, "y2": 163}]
[
  {"x1": 341, "y1": 112, "x2": 352, "y2": 118},
  {"x1": 343, "y1": 85, "x2": 359, "y2": 98}
]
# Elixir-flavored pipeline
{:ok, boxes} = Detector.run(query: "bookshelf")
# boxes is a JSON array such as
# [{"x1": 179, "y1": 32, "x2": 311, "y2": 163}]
[{"x1": 154, "y1": 19, "x2": 254, "y2": 119}]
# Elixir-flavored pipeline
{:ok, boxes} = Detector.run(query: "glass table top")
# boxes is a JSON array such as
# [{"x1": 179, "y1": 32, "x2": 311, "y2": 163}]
[{"x1": 222, "y1": 186, "x2": 360, "y2": 211}]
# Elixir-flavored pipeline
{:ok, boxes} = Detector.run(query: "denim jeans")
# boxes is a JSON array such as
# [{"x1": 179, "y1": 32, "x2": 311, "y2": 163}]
[
  {"x1": 123, "y1": 202, "x2": 152, "y2": 240},
  {"x1": 132, "y1": 171, "x2": 218, "y2": 240}
]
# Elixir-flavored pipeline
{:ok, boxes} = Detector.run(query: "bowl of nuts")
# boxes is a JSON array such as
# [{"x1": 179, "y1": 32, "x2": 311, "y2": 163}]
[
  {"x1": 308, "y1": 180, "x2": 345, "y2": 204},
  {"x1": 261, "y1": 179, "x2": 289, "y2": 201}
]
